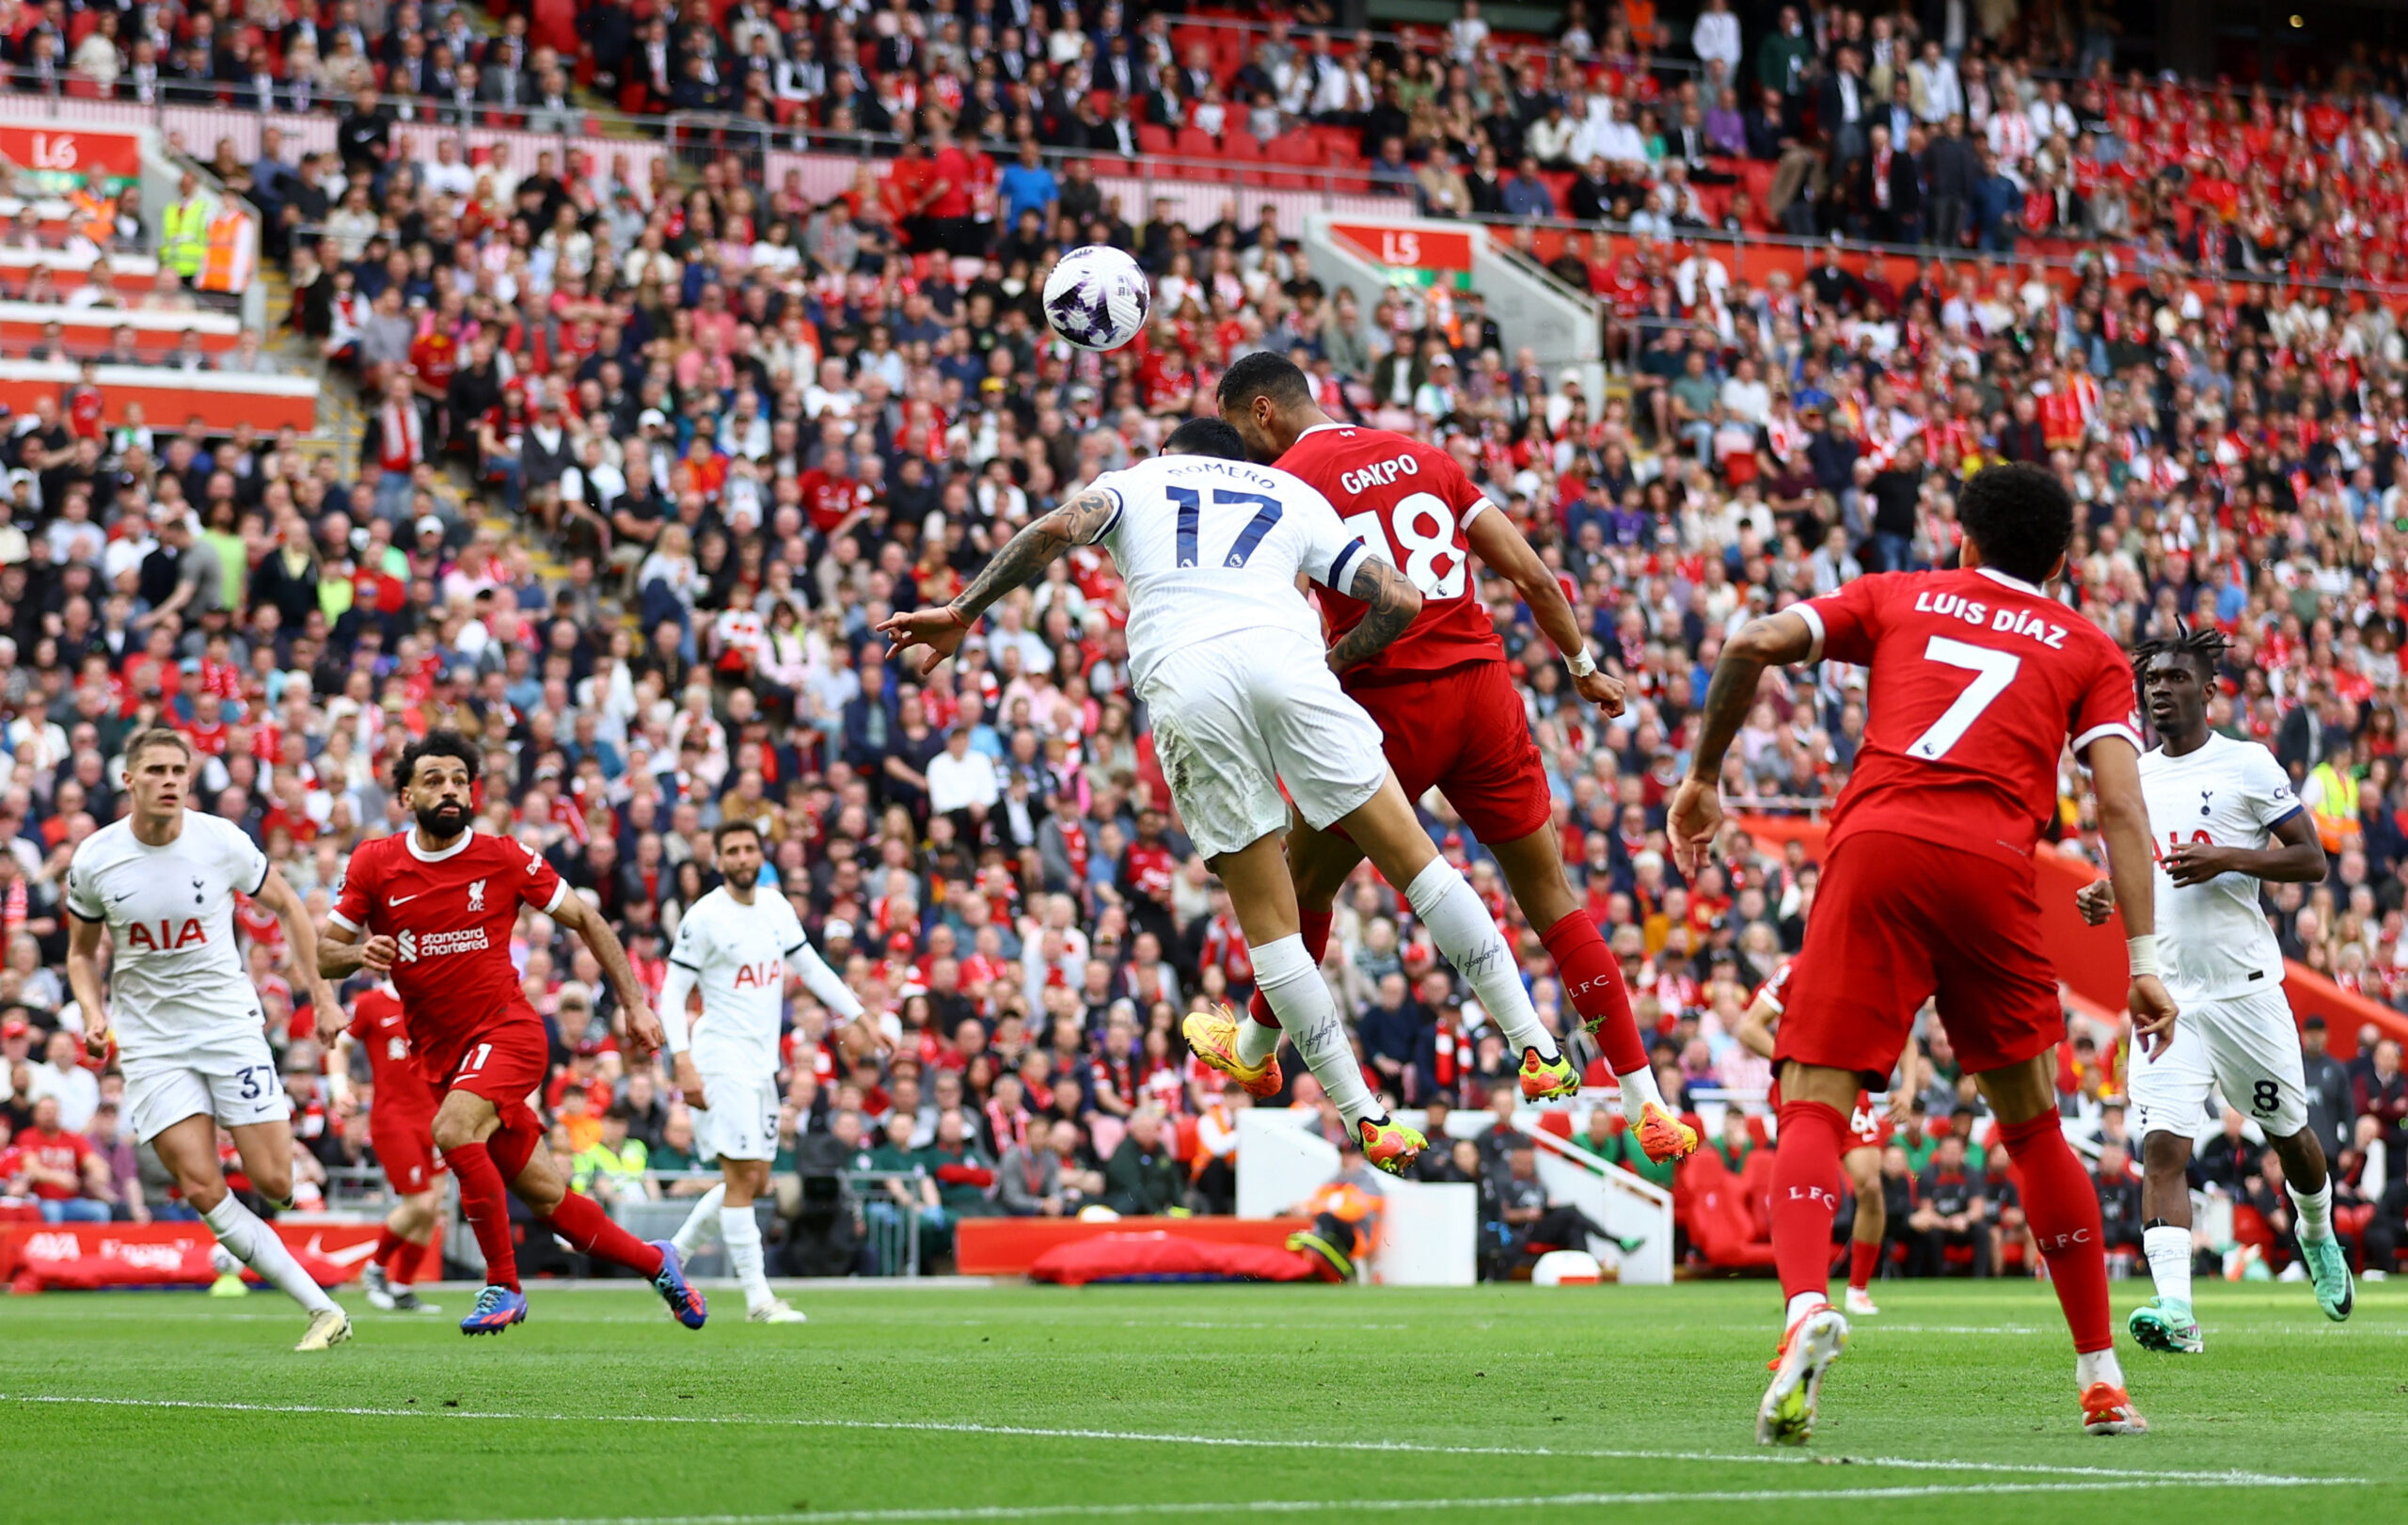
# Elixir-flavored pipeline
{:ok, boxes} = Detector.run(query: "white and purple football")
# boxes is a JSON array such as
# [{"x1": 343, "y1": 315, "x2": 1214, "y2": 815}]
[{"x1": 1042, "y1": 245, "x2": 1152, "y2": 352}]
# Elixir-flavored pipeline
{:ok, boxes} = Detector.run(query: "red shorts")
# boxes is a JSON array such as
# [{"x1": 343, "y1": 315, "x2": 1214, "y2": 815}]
[
  {"x1": 1769, "y1": 1080, "x2": 1887, "y2": 1152},
  {"x1": 370, "y1": 1113, "x2": 442, "y2": 1195},
  {"x1": 421, "y1": 1009, "x2": 550, "y2": 1117},
  {"x1": 1346, "y1": 659, "x2": 1553, "y2": 845},
  {"x1": 1780, "y1": 831, "x2": 2061, "y2": 1082}
]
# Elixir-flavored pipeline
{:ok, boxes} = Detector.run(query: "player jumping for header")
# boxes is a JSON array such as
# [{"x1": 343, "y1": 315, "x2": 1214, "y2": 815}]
[
  {"x1": 1671, "y1": 463, "x2": 2175, "y2": 1442},
  {"x1": 1212, "y1": 352, "x2": 1695, "y2": 1158},
  {"x1": 2075, "y1": 621, "x2": 2350, "y2": 1350}
]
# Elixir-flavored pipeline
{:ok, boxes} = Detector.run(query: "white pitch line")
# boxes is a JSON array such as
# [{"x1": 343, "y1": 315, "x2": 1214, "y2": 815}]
[
  {"x1": 271, "y1": 1478, "x2": 2368, "y2": 1525},
  {"x1": 0, "y1": 1394, "x2": 2355, "y2": 1488}
]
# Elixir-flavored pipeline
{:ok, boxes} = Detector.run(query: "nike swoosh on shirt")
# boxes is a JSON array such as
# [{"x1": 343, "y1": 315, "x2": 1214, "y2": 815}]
[{"x1": 388, "y1": 894, "x2": 421, "y2": 906}]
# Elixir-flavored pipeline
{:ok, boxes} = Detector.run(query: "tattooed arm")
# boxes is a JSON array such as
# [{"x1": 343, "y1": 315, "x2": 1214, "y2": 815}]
[
  {"x1": 1326, "y1": 554, "x2": 1425, "y2": 674},
  {"x1": 879, "y1": 484, "x2": 1121, "y2": 675}
]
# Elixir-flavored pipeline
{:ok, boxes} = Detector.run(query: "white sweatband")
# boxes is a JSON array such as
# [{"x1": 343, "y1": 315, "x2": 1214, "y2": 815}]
[
  {"x1": 2125, "y1": 935, "x2": 2161, "y2": 979},
  {"x1": 1566, "y1": 645, "x2": 1598, "y2": 678}
]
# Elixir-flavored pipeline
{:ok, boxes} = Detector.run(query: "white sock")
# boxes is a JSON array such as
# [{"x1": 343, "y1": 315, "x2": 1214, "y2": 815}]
[
  {"x1": 1404, "y1": 859, "x2": 1558, "y2": 1061},
  {"x1": 1255, "y1": 932, "x2": 1378, "y2": 1128},
  {"x1": 1235, "y1": 1010, "x2": 1281, "y2": 1066},
  {"x1": 1616, "y1": 1064, "x2": 1666, "y2": 1124},
  {"x1": 204, "y1": 1196, "x2": 336, "y2": 1315},
  {"x1": 2290, "y1": 1179, "x2": 2335, "y2": 1245},
  {"x1": 2075, "y1": 1346, "x2": 2125, "y2": 1391},
  {"x1": 2142, "y1": 1223, "x2": 2193, "y2": 1307},
  {"x1": 721, "y1": 1201, "x2": 774, "y2": 1311},
  {"x1": 1784, "y1": 1290, "x2": 1827, "y2": 1327},
  {"x1": 673, "y1": 1182, "x2": 728, "y2": 1257}
]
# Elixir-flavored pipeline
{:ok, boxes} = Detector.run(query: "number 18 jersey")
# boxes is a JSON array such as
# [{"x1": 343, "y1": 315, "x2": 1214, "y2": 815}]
[
  {"x1": 1798, "y1": 566, "x2": 2139, "y2": 867},
  {"x1": 1275, "y1": 423, "x2": 1504, "y2": 684}
]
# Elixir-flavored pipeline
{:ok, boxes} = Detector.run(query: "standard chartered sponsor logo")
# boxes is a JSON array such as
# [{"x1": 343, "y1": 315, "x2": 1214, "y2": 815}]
[{"x1": 396, "y1": 928, "x2": 489, "y2": 963}]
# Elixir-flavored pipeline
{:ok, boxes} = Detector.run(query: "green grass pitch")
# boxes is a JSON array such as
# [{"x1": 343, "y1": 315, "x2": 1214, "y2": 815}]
[{"x1": 3, "y1": 1279, "x2": 2401, "y2": 1524}]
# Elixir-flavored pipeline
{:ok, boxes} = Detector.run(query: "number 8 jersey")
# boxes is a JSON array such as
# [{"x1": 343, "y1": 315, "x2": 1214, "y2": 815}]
[
  {"x1": 1275, "y1": 423, "x2": 1504, "y2": 683},
  {"x1": 1798, "y1": 566, "x2": 2140, "y2": 867}
]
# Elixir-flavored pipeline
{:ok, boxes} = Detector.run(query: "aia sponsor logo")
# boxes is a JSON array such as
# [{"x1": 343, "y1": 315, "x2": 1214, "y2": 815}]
[{"x1": 122, "y1": 918, "x2": 207, "y2": 951}]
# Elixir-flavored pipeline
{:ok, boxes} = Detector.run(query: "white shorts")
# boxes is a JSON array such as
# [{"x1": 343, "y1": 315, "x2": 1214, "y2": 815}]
[
  {"x1": 694, "y1": 1071, "x2": 780, "y2": 1163},
  {"x1": 121, "y1": 1032, "x2": 291, "y2": 1146},
  {"x1": 2129, "y1": 985, "x2": 2308, "y2": 1139},
  {"x1": 1141, "y1": 630, "x2": 1386, "y2": 860}
]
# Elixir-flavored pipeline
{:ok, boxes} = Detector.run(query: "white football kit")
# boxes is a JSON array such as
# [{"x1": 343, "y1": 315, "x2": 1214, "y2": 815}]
[
  {"x1": 1083, "y1": 453, "x2": 1390, "y2": 858},
  {"x1": 66, "y1": 811, "x2": 287, "y2": 1144},
  {"x1": 662, "y1": 882, "x2": 861, "y2": 1162},
  {"x1": 2129, "y1": 733, "x2": 2310, "y2": 1138}
]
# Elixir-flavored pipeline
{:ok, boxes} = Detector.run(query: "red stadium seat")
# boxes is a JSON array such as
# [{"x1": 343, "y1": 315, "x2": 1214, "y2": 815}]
[
  {"x1": 1220, "y1": 131, "x2": 1262, "y2": 161},
  {"x1": 1266, "y1": 133, "x2": 1319, "y2": 165},
  {"x1": 1175, "y1": 126, "x2": 1221, "y2": 161},
  {"x1": 1536, "y1": 1110, "x2": 1573, "y2": 1139},
  {"x1": 1136, "y1": 124, "x2": 1176, "y2": 157}
]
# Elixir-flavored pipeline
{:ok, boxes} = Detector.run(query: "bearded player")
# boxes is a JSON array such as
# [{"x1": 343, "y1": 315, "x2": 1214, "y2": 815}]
[
  {"x1": 332, "y1": 981, "x2": 443, "y2": 1313},
  {"x1": 1732, "y1": 964, "x2": 1916, "y2": 1316},
  {"x1": 1209, "y1": 353, "x2": 1693, "y2": 1158},
  {"x1": 1672, "y1": 463, "x2": 2174, "y2": 1443},
  {"x1": 319, "y1": 731, "x2": 707, "y2": 1335},
  {"x1": 663, "y1": 818, "x2": 861, "y2": 1325}
]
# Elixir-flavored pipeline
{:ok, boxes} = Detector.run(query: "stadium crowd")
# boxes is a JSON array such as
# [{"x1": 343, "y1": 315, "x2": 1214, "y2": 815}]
[{"x1": 0, "y1": 0, "x2": 2406, "y2": 1286}]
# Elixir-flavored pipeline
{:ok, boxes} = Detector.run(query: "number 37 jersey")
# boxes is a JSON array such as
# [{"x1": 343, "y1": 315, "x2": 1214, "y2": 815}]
[
  {"x1": 1086, "y1": 453, "x2": 1377, "y2": 689},
  {"x1": 1275, "y1": 423, "x2": 1503, "y2": 683},
  {"x1": 1798, "y1": 567, "x2": 2140, "y2": 866}
]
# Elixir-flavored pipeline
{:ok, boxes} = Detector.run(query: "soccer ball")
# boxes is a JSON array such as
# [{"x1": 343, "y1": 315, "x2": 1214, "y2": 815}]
[{"x1": 1043, "y1": 245, "x2": 1151, "y2": 352}]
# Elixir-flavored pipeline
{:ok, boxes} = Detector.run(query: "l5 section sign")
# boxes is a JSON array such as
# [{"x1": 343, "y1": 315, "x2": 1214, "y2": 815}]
[{"x1": 1327, "y1": 223, "x2": 1475, "y2": 290}]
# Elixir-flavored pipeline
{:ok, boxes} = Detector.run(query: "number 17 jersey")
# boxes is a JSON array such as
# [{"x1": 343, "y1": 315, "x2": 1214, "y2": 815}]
[
  {"x1": 1798, "y1": 566, "x2": 2139, "y2": 867},
  {"x1": 1275, "y1": 423, "x2": 1503, "y2": 684}
]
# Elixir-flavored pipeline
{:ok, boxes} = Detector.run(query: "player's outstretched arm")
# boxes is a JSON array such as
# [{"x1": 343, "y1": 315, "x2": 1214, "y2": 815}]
[
  {"x1": 1669, "y1": 609, "x2": 1816, "y2": 875},
  {"x1": 65, "y1": 912, "x2": 109, "y2": 1061},
  {"x1": 2089, "y1": 734, "x2": 2178, "y2": 1055},
  {"x1": 879, "y1": 485, "x2": 1119, "y2": 675},
  {"x1": 1327, "y1": 554, "x2": 1425, "y2": 672},
  {"x1": 254, "y1": 866, "x2": 343, "y2": 1042},
  {"x1": 552, "y1": 891, "x2": 664, "y2": 1058},
  {"x1": 1464, "y1": 508, "x2": 1624, "y2": 716}
]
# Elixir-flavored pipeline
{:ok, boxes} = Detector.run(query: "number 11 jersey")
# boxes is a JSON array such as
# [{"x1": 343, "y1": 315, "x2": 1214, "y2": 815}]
[
  {"x1": 1798, "y1": 566, "x2": 2140, "y2": 867},
  {"x1": 1275, "y1": 423, "x2": 1504, "y2": 684}
]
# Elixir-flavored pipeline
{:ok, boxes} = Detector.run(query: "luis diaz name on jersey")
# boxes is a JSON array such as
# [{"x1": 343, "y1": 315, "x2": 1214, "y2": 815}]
[{"x1": 1912, "y1": 589, "x2": 2067, "y2": 649}]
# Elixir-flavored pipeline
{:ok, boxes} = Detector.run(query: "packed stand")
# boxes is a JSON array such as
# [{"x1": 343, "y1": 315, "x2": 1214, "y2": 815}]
[{"x1": 0, "y1": 0, "x2": 2404, "y2": 1285}]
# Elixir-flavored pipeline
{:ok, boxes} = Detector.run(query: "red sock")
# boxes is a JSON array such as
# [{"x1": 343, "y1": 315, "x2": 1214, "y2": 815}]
[
  {"x1": 1540, "y1": 910, "x2": 1648, "y2": 1075},
  {"x1": 389, "y1": 1239, "x2": 424, "y2": 1286},
  {"x1": 1247, "y1": 908, "x2": 1333, "y2": 1029},
  {"x1": 1770, "y1": 1100, "x2": 1847, "y2": 1308},
  {"x1": 373, "y1": 1227, "x2": 406, "y2": 1270},
  {"x1": 447, "y1": 1139, "x2": 519, "y2": 1291},
  {"x1": 1847, "y1": 1237, "x2": 1880, "y2": 1291},
  {"x1": 541, "y1": 1190, "x2": 665, "y2": 1279},
  {"x1": 2000, "y1": 1112, "x2": 2113, "y2": 1354},
  {"x1": 489, "y1": 1106, "x2": 544, "y2": 1183}
]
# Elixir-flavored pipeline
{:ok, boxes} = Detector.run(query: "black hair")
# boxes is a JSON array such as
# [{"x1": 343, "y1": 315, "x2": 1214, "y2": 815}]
[
  {"x1": 713, "y1": 818, "x2": 765, "y2": 850},
  {"x1": 1163, "y1": 417, "x2": 1249, "y2": 461},
  {"x1": 392, "y1": 728, "x2": 481, "y2": 793},
  {"x1": 1214, "y1": 350, "x2": 1314, "y2": 413},
  {"x1": 1956, "y1": 463, "x2": 2074, "y2": 585},
  {"x1": 2131, "y1": 620, "x2": 2229, "y2": 685}
]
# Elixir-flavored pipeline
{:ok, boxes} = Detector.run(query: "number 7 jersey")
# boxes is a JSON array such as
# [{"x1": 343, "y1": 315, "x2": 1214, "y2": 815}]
[
  {"x1": 1274, "y1": 423, "x2": 1504, "y2": 682},
  {"x1": 1798, "y1": 566, "x2": 2140, "y2": 866}
]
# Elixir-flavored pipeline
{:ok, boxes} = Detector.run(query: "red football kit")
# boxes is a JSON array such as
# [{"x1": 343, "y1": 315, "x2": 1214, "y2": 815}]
[
  {"x1": 1262, "y1": 421, "x2": 1656, "y2": 1088},
  {"x1": 330, "y1": 828, "x2": 568, "y2": 1116},
  {"x1": 347, "y1": 985, "x2": 442, "y2": 1195},
  {"x1": 1756, "y1": 965, "x2": 1883, "y2": 1151},
  {"x1": 1277, "y1": 421, "x2": 1550, "y2": 845},
  {"x1": 1781, "y1": 565, "x2": 2140, "y2": 1077}
]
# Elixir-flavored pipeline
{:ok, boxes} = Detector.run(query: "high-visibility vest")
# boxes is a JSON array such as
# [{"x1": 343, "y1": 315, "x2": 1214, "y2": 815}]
[
  {"x1": 68, "y1": 186, "x2": 113, "y2": 247},
  {"x1": 196, "y1": 210, "x2": 254, "y2": 294},
  {"x1": 160, "y1": 195, "x2": 212, "y2": 278},
  {"x1": 2308, "y1": 761, "x2": 2361, "y2": 852}
]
